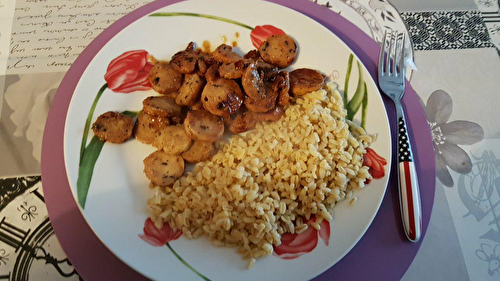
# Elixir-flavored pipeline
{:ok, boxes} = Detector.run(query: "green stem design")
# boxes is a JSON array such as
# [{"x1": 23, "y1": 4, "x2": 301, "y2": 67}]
[
  {"x1": 149, "y1": 12, "x2": 254, "y2": 30},
  {"x1": 343, "y1": 54, "x2": 354, "y2": 108},
  {"x1": 76, "y1": 81, "x2": 139, "y2": 208},
  {"x1": 76, "y1": 110, "x2": 138, "y2": 209},
  {"x1": 80, "y1": 83, "x2": 108, "y2": 163},
  {"x1": 166, "y1": 243, "x2": 210, "y2": 281},
  {"x1": 361, "y1": 82, "x2": 368, "y2": 129},
  {"x1": 346, "y1": 61, "x2": 365, "y2": 120},
  {"x1": 77, "y1": 136, "x2": 104, "y2": 208}
]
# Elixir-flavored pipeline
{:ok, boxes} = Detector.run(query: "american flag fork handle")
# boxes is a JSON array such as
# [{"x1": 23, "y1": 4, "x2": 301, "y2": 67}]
[
  {"x1": 397, "y1": 111, "x2": 422, "y2": 242},
  {"x1": 378, "y1": 30, "x2": 422, "y2": 242}
]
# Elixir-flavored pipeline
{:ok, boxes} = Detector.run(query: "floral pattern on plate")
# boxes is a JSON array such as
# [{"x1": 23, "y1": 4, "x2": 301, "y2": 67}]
[
  {"x1": 76, "y1": 15, "x2": 388, "y2": 277},
  {"x1": 62, "y1": 1, "x2": 393, "y2": 278}
]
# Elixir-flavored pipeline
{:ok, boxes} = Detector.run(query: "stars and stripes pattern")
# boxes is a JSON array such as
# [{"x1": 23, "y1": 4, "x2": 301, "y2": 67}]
[
  {"x1": 398, "y1": 117, "x2": 412, "y2": 162},
  {"x1": 399, "y1": 161, "x2": 422, "y2": 242},
  {"x1": 397, "y1": 117, "x2": 421, "y2": 242}
]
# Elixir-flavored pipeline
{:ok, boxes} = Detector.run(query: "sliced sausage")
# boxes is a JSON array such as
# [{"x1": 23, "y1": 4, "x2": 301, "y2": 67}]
[
  {"x1": 242, "y1": 62, "x2": 266, "y2": 100},
  {"x1": 190, "y1": 100, "x2": 204, "y2": 111},
  {"x1": 244, "y1": 87, "x2": 278, "y2": 113},
  {"x1": 184, "y1": 110, "x2": 224, "y2": 142},
  {"x1": 143, "y1": 96, "x2": 182, "y2": 118},
  {"x1": 201, "y1": 78, "x2": 244, "y2": 117},
  {"x1": 175, "y1": 73, "x2": 205, "y2": 106},
  {"x1": 197, "y1": 58, "x2": 208, "y2": 74},
  {"x1": 170, "y1": 42, "x2": 199, "y2": 74},
  {"x1": 255, "y1": 59, "x2": 279, "y2": 73},
  {"x1": 226, "y1": 110, "x2": 257, "y2": 133},
  {"x1": 133, "y1": 111, "x2": 170, "y2": 144},
  {"x1": 289, "y1": 68, "x2": 325, "y2": 96},
  {"x1": 143, "y1": 151, "x2": 184, "y2": 186},
  {"x1": 181, "y1": 141, "x2": 215, "y2": 163},
  {"x1": 258, "y1": 34, "x2": 297, "y2": 68},
  {"x1": 91, "y1": 111, "x2": 133, "y2": 143},
  {"x1": 244, "y1": 50, "x2": 261, "y2": 60},
  {"x1": 275, "y1": 71, "x2": 290, "y2": 106},
  {"x1": 218, "y1": 60, "x2": 250, "y2": 79},
  {"x1": 200, "y1": 53, "x2": 217, "y2": 66},
  {"x1": 149, "y1": 62, "x2": 183, "y2": 95},
  {"x1": 153, "y1": 125, "x2": 192, "y2": 155},
  {"x1": 278, "y1": 90, "x2": 290, "y2": 106},
  {"x1": 255, "y1": 106, "x2": 285, "y2": 122},
  {"x1": 205, "y1": 64, "x2": 220, "y2": 83},
  {"x1": 212, "y1": 44, "x2": 243, "y2": 63}
]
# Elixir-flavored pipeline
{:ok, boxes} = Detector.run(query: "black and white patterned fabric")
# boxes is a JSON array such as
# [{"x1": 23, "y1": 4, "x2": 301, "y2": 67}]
[
  {"x1": 0, "y1": 176, "x2": 40, "y2": 212},
  {"x1": 399, "y1": 117, "x2": 412, "y2": 162},
  {"x1": 481, "y1": 10, "x2": 500, "y2": 55},
  {"x1": 481, "y1": 11, "x2": 500, "y2": 24},
  {"x1": 401, "y1": 11, "x2": 495, "y2": 50}
]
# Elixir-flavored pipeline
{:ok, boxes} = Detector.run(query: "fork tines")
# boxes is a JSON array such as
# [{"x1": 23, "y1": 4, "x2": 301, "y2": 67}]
[{"x1": 379, "y1": 30, "x2": 406, "y2": 77}]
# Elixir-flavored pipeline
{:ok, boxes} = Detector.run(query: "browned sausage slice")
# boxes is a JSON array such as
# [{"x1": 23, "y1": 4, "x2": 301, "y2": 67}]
[
  {"x1": 201, "y1": 78, "x2": 244, "y2": 117},
  {"x1": 170, "y1": 42, "x2": 199, "y2": 74},
  {"x1": 181, "y1": 141, "x2": 215, "y2": 163},
  {"x1": 184, "y1": 110, "x2": 224, "y2": 142},
  {"x1": 205, "y1": 64, "x2": 220, "y2": 83},
  {"x1": 289, "y1": 68, "x2": 325, "y2": 96},
  {"x1": 175, "y1": 73, "x2": 205, "y2": 106},
  {"x1": 218, "y1": 60, "x2": 250, "y2": 79},
  {"x1": 212, "y1": 44, "x2": 243, "y2": 63},
  {"x1": 92, "y1": 111, "x2": 133, "y2": 143},
  {"x1": 244, "y1": 50, "x2": 261, "y2": 60},
  {"x1": 255, "y1": 106, "x2": 285, "y2": 122},
  {"x1": 242, "y1": 62, "x2": 266, "y2": 100},
  {"x1": 143, "y1": 96, "x2": 182, "y2": 118},
  {"x1": 143, "y1": 151, "x2": 184, "y2": 186},
  {"x1": 275, "y1": 71, "x2": 290, "y2": 106},
  {"x1": 153, "y1": 125, "x2": 192, "y2": 155},
  {"x1": 190, "y1": 100, "x2": 204, "y2": 111},
  {"x1": 258, "y1": 34, "x2": 297, "y2": 68},
  {"x1": 244, "y1": 87, "x2": 278, "y2": 113},
  {"x1": 226, "y1": 110, "x2": 257, "y2": 133},
  {"x1": 197, "y1": 58, "x2": 208, "y2": 74},
  {"x1": 133, "y1": 112, "x2": 170, "y2": 144},
  {"x1": 149, "y1": 62, "x2": 183, "y2": 95}
]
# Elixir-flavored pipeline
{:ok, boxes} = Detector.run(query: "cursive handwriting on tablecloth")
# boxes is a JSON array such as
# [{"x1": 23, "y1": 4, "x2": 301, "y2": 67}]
[
  {"x1": 0, "y1": 0, "x2": 16, "y2": 75},
  {"x1": 6, "y1": 0, "x2": 152, "y2": 74}
]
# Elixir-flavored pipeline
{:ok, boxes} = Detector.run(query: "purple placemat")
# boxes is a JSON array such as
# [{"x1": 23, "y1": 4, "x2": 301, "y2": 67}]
[{"x1": 41, "y1": 0, "x2": 435, "y2": 280}]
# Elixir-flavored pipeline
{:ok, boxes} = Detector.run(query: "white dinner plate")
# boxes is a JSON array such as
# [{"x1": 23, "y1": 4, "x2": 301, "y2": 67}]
[{"x1": 63, "y1": 0, "x2": 391, "y2": 280}]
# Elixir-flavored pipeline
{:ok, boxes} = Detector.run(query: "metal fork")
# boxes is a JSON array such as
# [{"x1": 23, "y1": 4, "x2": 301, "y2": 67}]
[{"x1": 378, "y1": 30, "x2": 422, "y2": 242}]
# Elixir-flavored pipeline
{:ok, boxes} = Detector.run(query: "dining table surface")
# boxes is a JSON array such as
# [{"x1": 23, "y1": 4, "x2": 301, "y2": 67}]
[{"x1": 0, "y1": 0, "x2": 499, "y2": 280}]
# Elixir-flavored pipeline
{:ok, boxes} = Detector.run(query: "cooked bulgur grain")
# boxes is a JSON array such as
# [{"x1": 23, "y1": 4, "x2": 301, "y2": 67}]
[{"x1": 148, "y1": 82, "x2": 375, "y2": 266}]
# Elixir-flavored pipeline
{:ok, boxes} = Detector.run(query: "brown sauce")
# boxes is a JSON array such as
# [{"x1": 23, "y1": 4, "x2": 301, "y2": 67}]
[{"x1": 202, "y1": 40, "x2": 211, "y2": 53}]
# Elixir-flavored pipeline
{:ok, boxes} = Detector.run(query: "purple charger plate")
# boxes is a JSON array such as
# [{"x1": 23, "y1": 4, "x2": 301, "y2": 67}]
[{"x1": 41, "y1": 0, "x2": 435, "y2": 280}]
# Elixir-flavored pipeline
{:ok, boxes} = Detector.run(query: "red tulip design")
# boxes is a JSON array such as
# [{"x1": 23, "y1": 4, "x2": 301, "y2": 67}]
[
  {"x1": 363, "y1": 148, "x2": 387, "y2": 184},
  {"x1": 273, "y1": 216, "x2": 330, "y2": 259},
  {"x1": 104, "y1": 50, "x2": 154, "y2": 93},
  {"x1": 250, "y1": 25, "x2": 286, "y2": 48},
  {"x1": 138, "y1": 218, "x2": 209, "y2": 280},
  {"x1": 139, "y1": 218, "x2": 182, "y2": 246}
]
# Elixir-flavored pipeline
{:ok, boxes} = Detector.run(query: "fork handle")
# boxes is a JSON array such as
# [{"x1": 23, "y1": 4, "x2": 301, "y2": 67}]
[{"x1": 397, "y1": 113, "x2": 422, "y2": 242}]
